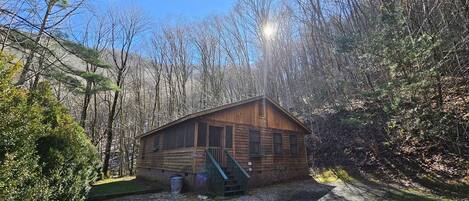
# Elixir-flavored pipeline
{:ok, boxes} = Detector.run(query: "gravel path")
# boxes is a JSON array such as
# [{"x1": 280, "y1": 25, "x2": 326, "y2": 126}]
[{"x1": 106, "y1": 179, "x2": 433, "y2": 201}]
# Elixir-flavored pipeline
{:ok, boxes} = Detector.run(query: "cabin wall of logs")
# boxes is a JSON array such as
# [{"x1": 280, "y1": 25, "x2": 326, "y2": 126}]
[{"x1": 136, "y1": 98, "x2": 310, "y2": 188}]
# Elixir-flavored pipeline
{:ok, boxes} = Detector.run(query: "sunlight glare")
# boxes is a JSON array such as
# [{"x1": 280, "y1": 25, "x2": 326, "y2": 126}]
[{"x1": 262, "y1": 23, "x2": 276, "y2": 39}]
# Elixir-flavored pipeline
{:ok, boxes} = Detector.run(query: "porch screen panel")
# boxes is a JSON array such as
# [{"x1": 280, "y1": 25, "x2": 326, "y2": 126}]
[
  {"x1": 176, "y1": 126, "x2": 185, "y2": 148},
  {"x1": 185, "y1": 123, "x2": 194, "y2": 147},
  {"x1": 209, "y1": 126, "x2": 222, "y2": 147},
  {"x1": 197, "y1": 122, "x2": 207, "y2": 147},
  {"x1": 225, "y1": 126, "x2": 233, "y2": 148},
  {"x1": 153, "y1": 135, "x2": 161, "y2": 152}
]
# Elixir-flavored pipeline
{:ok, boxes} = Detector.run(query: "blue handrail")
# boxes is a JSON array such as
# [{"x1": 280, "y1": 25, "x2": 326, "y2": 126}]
[
  {"x1": 225, "y1": 150, "x2": 250, "y2": 193},
  {"x1": 205, "y1": 149, "x2": 228, "y2": 195},
  {"x1": 224, "y1": 150, "x2": 250, "y2": 178},
  {"x1": 205, "y1": 150, "x2": 228, "y2": 180}
]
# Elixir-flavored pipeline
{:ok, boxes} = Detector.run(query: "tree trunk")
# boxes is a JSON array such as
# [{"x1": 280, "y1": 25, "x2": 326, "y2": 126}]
[
  {"x1": 102, "y1": 72, "x2": 122, "y2": 177},
  {"x1": 16, "y1": 2, "x2": 54, "y2": 86},
  {"x1": 80, "y1": 80, "x2": 93, "y2": 128}
]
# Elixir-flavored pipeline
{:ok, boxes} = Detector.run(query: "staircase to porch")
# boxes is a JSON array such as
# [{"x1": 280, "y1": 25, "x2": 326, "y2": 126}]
[{"x1": 205, "y1": 148, "x2": 250, "y2": 197}]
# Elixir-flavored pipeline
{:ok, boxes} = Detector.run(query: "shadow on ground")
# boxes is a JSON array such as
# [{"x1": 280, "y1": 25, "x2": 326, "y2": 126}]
[
  {"x1": 279, "y1": 189, "x2": 331, "y2": 201},
  {"x1": 343, "y1": 151, "x2": 469, "y2": 200},
  {"x1": 277, "y1": 182, "x2": 335, "y2": 201},
  {"x1": 314, "y1": 165, "x2": 469, "y2": 201},
  {"x1": 88, "y1": 178, "x2": 162, "y2": 201}
]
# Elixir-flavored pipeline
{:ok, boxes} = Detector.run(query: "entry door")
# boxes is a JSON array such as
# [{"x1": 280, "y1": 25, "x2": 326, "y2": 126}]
[
  {"x1": 208, "y1": 126, "x2": 224, "y2": 166},
  {"x1": 209, "y1": 126, "x2": 223, "y2": 147}
]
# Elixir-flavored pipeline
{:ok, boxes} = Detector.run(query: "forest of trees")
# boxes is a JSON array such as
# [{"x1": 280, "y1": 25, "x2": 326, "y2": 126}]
[{"x1": 0, "y1": 0, "x2": 467, "y2": 198}]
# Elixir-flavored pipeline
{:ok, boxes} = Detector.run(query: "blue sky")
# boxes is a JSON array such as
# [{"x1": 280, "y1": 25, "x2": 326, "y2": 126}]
[
  {"x1": 67, "y1": 0, "x2": 238, "y2": 55},
  {"x1": 92, "y1": 0, "x2": 237, "y2": 22}
]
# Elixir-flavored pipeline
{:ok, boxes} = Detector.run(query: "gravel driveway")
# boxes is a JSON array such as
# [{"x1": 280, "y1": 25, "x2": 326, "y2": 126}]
[
  {"x1": 108, "y1": 180, "x2": 334, "y2": 201},
  {"x1": 107, "y1": 179, "x2": 445, "y2": 201}
]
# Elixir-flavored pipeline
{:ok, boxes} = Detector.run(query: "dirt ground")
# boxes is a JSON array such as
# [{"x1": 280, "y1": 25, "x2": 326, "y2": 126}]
[
  {"x1": 112, "y1": 180, "x2": 454, "y2": 201},
  {"x1": 107, "y1": 179, "x2": 455, "y2": 201}
]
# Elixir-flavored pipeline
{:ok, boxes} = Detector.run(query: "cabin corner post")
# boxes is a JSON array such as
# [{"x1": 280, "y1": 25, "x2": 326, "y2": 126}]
[
  {"x1": 192, "y1": 121, "x2": 198, "y2": 173},
  {"x1": 304, "y1": 133, "x2": 309, "y2": 168},
  {"x1": 232, "y1": 124, "x2": 236, "y2": 158}
]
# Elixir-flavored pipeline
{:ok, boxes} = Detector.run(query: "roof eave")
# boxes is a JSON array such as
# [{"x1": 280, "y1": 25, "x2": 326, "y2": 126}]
[{"x1": 137, "y1": 95, "x2": 312, "y2": 138}]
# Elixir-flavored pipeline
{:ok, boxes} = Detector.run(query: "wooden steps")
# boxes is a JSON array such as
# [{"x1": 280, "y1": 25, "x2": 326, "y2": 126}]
[
  {"x1": 205, "y1": 149, "x2": 249, "y2": 197},
  {"x1": 222, "y1": 168, "x2": 245, "y2": 196}
]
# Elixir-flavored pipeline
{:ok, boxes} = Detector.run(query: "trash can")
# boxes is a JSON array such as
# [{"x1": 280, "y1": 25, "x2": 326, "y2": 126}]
[
  {"x1": 195, "y1": 172, "x2": 208, "y2": 193},
  {"x1": 170, "y1": 175, "x2": 183, "y2": 194}
]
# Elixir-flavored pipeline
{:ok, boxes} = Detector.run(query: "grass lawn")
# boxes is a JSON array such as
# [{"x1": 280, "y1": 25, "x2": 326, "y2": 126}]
[{"x1": 88, "y1": 176, "x2": 161, "y2": 200}]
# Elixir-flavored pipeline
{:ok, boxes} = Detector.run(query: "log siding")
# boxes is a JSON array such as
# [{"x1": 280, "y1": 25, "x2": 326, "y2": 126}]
[{"x1": 136, "y1": 97, "x2": 310, "y2": 189}]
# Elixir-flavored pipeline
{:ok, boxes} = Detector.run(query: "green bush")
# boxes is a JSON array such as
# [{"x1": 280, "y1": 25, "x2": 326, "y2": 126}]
[{"x1": 0, "y1": 52, "x2": 101, "y2": 200}]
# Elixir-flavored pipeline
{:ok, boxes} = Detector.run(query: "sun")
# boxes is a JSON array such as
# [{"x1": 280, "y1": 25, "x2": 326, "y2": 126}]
[{"x1": 262, "y1": 23, "x2": 276, "y2": 39}]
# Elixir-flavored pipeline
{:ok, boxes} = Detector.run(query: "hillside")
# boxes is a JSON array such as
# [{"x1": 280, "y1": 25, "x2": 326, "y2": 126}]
[
  {"x1": 1, "y1": 0, "x2": 468, "y2": 200},
  {"x1": 307, "y1": 76, "x2": 468, "y2": 198}
]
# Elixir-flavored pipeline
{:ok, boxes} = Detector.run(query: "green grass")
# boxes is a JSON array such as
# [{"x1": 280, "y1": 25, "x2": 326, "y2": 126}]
[
  {"x1": 93, "y1": 176, "x2": 136, "y2": 185},
  {"x1": 312, "y1": 168, "x2": 354, "y2": 183},
  {"x1": 88, "y1": 176, "x2": 159, "y2": 199}
]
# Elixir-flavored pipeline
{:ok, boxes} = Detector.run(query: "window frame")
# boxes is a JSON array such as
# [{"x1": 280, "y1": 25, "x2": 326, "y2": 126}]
[
  {"x1": 289, "y1": 134, "x2": 298, "y2": 155},
  {"x1": 249, "y1": 129, "x2": 261, "y2": 156}
]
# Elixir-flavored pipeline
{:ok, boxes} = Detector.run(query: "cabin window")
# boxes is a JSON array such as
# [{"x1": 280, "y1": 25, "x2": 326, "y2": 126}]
[
  {"x1": 225, "y1": 126, "x2": 233, "y2": 148},
  {"x1": 153, "y1": 135, "x2": 161, "y2": 152},
  {"x1": 197, "y1": 122, "x2": 207, "y2": 147},
  {"x1": 185, "y1": 123, "x2": 194, "y2": 147},
  {"x1": 289, "y1": 134, "x2": 298, "y2": 155},
  {"x1": 249, "y1": 130, "x2": 261, "y2": 155},
  {"x1": 273, "y1": 133, "x2": 282, "y2": 154}
]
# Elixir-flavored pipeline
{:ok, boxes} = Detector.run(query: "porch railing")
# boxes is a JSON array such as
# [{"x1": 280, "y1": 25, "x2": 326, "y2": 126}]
[
  {"x1": 205, "y1": 149, "x2": 228, "y2": 195},
  {"x1": 207, "y1": 147, "x2": 226, "y2": 167},
  {"x1": 225, "y1": 150, "x2": 250, "y2": 192}
]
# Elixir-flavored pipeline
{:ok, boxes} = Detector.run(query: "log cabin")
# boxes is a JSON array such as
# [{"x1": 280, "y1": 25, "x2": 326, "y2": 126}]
[{"x1": 136, "y1": 96, "x2": 311, "y2": 196}]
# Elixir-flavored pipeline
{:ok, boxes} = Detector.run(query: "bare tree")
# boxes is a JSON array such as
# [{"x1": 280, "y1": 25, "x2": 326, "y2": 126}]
[
  {"x1": 102, "y1": 7, "x2": 147, "y2": 177},
  {"x1": 76, "y1": 14, "x2": 111, "y2": 130},
  {"x1": 148, "y1": 32, "x2": 164, "y2": 127}
]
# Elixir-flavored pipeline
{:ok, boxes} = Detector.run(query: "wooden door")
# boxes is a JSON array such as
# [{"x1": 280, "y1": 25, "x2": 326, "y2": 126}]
[
  {"x1": 209, "y1": 126, "x2": 223, "y2": 147},
  {"x1": 208, "y1": 126, "x2": 225, "y2": 166}
]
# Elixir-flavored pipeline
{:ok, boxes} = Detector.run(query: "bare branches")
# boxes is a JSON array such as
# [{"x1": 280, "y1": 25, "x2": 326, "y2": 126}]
[{"x1": 2, "y1": 0, "x2": 467, "y2": 178}]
